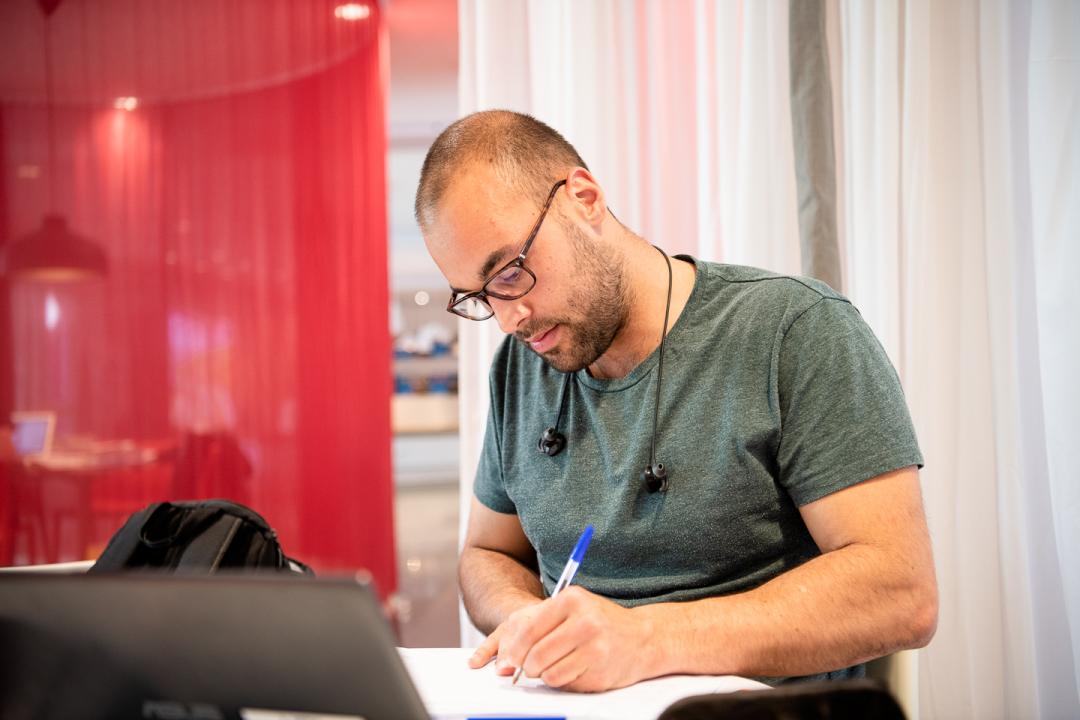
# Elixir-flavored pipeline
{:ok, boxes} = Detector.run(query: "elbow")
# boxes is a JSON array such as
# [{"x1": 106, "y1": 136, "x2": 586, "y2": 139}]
[{"x1": 906, "y1": 575, "x2": 939, "y2": 649}]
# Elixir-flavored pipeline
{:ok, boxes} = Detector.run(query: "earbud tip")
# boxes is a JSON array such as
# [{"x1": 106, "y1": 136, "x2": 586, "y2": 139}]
[
  {"x1": 537, "y1": 428, "x2": 566, "y2": 457},
  {"x1": 643, "y1": 463, "x2": 669, "y2": 493}
]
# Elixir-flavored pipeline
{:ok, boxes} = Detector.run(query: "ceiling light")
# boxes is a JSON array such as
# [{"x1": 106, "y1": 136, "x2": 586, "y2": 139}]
[
  {"x1": 334, "y1": 3, "x2": 370, "y2": 21},
  {"x1": 114, "y1": 97, "x2": 138, "y2": 111}
]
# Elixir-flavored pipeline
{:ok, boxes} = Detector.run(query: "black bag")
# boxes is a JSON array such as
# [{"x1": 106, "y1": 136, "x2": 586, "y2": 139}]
[{"x1": 89, "y1": 499, "x2": 312, "y2": 575}]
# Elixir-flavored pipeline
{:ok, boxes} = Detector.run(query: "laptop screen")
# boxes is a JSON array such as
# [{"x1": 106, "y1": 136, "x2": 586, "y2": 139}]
[
  {"x1": 10, "y1": 412, "x2": 55, "y2": 457},
  {"x1": 0, "y1": 574, "x2": 429, "y2": 720}
]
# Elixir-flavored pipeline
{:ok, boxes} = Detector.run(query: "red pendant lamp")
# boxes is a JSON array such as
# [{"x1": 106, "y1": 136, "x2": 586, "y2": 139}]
[{"x1": 5, "y1": 0, "x2": 108, "y2": 283}]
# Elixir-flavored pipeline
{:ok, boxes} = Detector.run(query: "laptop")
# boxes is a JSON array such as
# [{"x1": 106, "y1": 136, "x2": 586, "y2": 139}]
[
  {"x1": 10, "y1": 411, "x2": 56, "y2": 459},
  {"x1": 0, "y1": 574, "x2": 430, "y2": 720}
]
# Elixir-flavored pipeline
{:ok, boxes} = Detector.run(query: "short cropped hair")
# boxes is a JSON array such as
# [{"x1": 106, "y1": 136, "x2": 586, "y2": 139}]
[{"x1": 414, "y1": 110, "x2": 588, "y2": 230}]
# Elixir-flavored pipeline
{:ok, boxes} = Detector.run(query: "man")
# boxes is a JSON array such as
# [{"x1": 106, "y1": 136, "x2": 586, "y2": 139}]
[{"x1": 415, "y1": 110, "x2": 937, "y2": 692}]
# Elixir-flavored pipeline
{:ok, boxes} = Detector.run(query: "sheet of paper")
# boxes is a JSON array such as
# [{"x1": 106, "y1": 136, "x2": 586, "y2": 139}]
[{"x1": 399, "y1": 648, "x2": 768, "y2": 720}]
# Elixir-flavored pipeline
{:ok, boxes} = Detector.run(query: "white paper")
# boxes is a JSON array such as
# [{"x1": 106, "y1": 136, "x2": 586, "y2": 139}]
[{"x1": 398, "y1": 648, "x2": 768, "y2": 720}]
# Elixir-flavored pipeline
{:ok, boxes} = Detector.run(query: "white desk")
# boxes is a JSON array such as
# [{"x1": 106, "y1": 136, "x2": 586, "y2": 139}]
[{"x1": 399, "y1": 648, "x2": 768, "y2": 720}]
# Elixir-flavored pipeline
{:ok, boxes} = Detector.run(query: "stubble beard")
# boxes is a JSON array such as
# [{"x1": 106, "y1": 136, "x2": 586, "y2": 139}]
[{"x1": 516, "y1": 223, "x2": 629, "y2": 373}]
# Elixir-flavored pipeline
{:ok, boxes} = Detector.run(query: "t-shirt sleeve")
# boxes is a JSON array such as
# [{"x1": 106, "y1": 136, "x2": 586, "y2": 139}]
[
  {"x1": 776, "y1": 297, "x2": 924, "y2": 506},
  {"x1": 473, "y1": 374, "x2": 517, "y2": 514}
]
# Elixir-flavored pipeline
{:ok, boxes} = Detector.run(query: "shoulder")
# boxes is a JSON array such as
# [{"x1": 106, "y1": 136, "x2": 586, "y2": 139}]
[
  {"x1": 703, "y1": 261, "x2": 844, "y2": 302},
  {"x1": 689, "y1": 259, "x2": 850, "y2": 334}
]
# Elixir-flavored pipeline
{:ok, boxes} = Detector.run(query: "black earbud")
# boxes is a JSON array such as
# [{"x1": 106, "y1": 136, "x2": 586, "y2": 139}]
[
  {"x1": 537, "y1": 372, "x2": 574, "y2": 457},
  {"x1": 643, "y1": 463, "x2": 668, "y2": 493},
  {"x1": 538, "y1": 427, "x2": 566, "y2": 456}
]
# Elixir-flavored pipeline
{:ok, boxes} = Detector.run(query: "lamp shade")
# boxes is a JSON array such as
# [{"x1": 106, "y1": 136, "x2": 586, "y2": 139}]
[{"x1": 6, "y1": 213, "x2": 108, "y2": 282}]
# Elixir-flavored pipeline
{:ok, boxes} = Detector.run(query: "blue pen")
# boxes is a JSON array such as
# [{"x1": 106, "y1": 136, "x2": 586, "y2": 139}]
[{"x1": 511, "y1": 524, "x2": 594, "y2": 685}]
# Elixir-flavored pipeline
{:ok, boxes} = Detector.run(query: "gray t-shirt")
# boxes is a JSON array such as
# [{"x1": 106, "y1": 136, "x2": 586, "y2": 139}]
[{"x1": 474, "y1": 258, "x2": 923, "y2": 678}]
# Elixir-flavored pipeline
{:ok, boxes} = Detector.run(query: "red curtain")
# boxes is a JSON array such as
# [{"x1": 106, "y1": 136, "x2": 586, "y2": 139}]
[{"x1": 0, "y1": 0, "x2": 395, "y2": 596}]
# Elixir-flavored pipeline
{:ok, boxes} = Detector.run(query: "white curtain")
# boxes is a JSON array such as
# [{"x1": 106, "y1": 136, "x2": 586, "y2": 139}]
[{"x1": 456, "y1": 1, "x2": 1080, "y2": 717}]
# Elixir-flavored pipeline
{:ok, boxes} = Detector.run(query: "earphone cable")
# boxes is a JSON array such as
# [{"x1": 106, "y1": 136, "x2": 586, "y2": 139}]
[
  {"x1": 650, "y1": 246, "x2": 673, "y2": 466},
  {"x1": 554, "y1": 370, "x2": 573, "y2": 431}
]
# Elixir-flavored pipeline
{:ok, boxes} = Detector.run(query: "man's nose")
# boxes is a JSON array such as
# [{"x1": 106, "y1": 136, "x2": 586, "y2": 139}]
[{"x1": 489, "y1": 297, "x2": 530, "y2": 335}]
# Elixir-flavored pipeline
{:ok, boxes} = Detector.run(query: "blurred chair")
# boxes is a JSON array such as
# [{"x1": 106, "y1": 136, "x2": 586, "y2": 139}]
[
  {"x1": 7, "y1": 463, "x2": 56, "y2": 564},
  {"x1": 1, "y1": 426, "x2": 17, "y2": 565},
  {"x1": 171, "y1": 431, "x2": 253, "y2": 501}
]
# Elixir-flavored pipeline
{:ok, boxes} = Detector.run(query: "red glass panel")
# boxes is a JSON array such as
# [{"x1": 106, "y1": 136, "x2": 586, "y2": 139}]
[{"x1": 0, "y1": 0, "x2": 394, "y2": 598}]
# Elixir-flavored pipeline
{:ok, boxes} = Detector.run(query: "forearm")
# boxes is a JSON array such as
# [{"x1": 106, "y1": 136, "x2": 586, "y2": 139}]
[
  {"x1": 643, "y1": 542, "x2": 938, "y2": 678},
  {"x1": 459, "y1": 546, "x2": 545, "y2": 634}
]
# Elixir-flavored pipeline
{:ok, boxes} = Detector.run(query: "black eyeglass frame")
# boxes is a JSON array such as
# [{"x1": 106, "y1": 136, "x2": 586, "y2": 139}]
[{"x1": 446, "y1": 179, "x2": 567, "y2": 321}]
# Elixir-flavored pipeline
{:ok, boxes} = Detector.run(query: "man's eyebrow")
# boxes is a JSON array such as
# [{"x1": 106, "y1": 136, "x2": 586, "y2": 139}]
[
  {"x1": 448, "y1": 244, "x2": 516, "y2": 295},
  {"x1": 477, "y1": 244, "x2": 516, "y2": 280}
]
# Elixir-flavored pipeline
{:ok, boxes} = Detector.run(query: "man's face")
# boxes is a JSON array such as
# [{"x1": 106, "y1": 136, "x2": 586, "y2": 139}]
[{"x1": 424, "y1": 171, "x2": 628, "y2": 373}]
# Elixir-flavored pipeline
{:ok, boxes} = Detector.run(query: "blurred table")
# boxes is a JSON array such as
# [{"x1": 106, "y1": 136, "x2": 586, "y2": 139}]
[{"x1": 11, "y1": 441, "x2": 175, "y2": 564}]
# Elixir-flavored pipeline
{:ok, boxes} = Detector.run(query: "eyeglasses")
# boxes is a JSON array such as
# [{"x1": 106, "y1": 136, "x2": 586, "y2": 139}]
[{"x1": 446, "y1": 179, "x2": 567, "y2": 321}]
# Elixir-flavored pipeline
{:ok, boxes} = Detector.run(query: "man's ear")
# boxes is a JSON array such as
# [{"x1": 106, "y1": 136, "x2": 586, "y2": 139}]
[{"x1": 564, "y1": 167, "x2": 607, "y2": 228}]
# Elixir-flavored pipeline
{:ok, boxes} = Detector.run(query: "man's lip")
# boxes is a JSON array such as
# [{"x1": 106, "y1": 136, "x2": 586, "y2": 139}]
[
  {"x1": 526, "y1": 325, "x2": 559, "y2": 351},
  {"x1": 525, "y1": 326, "x2": 554, "y2": 344}
]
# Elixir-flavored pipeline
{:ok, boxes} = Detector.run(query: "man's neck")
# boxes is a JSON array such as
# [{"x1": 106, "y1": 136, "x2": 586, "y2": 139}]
[{"x1": 587, "y1": 244, "x2": 695, "y2": 380}]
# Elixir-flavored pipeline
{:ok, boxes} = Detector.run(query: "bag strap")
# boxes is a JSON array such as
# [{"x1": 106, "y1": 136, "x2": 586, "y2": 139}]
[
  {"x1": 175, "y1": 514, "x2": 244, "y2": 571},
  {"x1": 138, "y1": 502, "x2": 223, "y2": 549},
  {"x1": 137, "y1": 502, "x2": 183, "y2": 548},
  {"x1": 194, "y1": 499, "x2": 274, "y2": 533},
  {"x1": 195, "y1": 499, "x2": 287, "y2": 569}
]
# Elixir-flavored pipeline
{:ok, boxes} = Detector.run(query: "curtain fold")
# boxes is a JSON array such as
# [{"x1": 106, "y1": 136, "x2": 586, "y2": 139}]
[
  {"x1": 457, "y1": 1, "x2": 1080, "y2": 716},
  {"x1": 788, "y1": 0, "x2": 842, "y2": 292},
  {"x1": 1026, "y1": 1, "x2": 1080, "y2": 704}
]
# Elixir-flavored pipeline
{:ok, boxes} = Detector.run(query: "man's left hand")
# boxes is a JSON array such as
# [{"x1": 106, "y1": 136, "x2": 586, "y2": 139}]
[{"x1": 494, "y1": 585, "x2": 659, "y2": 692}]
